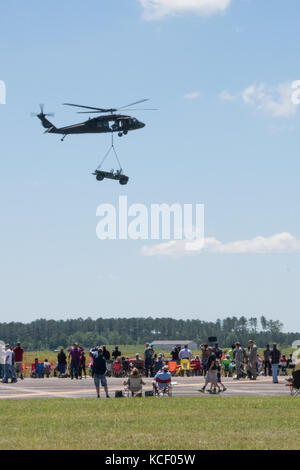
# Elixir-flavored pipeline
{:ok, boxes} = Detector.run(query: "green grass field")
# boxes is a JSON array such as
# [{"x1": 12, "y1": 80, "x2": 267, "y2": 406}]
[{"x1": 0, "y1": 397, "x2": 299, "y2": 450}]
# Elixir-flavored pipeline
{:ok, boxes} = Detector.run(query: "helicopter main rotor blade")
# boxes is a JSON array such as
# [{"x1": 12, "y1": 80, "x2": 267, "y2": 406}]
[
  {"x1": 77, "y1": 108, "x2": 157, "y2": 114},
  {"x1": 117, "y1": 99, "x2": 149, "y2": 111},
  {"x1": 119, "y1": 108, "x2": 158, "y2": 111},
  {"x1": 63, "y1": 103, "x2": 116, "y2": 112},
  {"x1": 77, "y1": 111, "x2": 106, "y2": 114}
]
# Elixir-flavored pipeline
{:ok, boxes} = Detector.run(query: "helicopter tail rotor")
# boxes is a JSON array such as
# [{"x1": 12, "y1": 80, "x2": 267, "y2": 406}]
[
  {"x1": 31, "y1": 104, "x2": 56, "y2": 129},
  {"x1": 31, "y1": 104, "x2": 55, "y2": 118}
]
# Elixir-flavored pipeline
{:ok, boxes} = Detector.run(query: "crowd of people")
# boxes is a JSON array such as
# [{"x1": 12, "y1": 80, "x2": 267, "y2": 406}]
[{"x1": 1, "y1": 340, "x2": 297, "y2": 398}]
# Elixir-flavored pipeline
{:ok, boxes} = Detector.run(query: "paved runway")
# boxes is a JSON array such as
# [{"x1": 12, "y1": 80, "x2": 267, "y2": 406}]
[{"x1": 0, "y1": 375, "x2": 291, "y2": 399}]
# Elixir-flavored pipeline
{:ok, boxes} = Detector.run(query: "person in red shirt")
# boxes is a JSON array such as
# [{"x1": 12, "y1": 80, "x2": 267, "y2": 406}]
[
  {"x1": 280, "y1": 354, "x2": 288, "y2": 376},
  {"x1": 191, "y1": 355, "x2": 202, "y2": 376},
  {"x1": 13, "y1": 342, "x2": 24, "y2": 380}
]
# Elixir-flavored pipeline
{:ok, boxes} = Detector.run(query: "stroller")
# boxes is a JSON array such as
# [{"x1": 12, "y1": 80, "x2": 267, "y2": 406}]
[{"x1": 287, "y1": 369, "x2": 300, "y2": 397}]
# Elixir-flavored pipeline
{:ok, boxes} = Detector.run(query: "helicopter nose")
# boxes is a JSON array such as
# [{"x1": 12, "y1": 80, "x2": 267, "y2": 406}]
[{"x1": 139, "y1": 121, "x2": 145, "y2": 128}]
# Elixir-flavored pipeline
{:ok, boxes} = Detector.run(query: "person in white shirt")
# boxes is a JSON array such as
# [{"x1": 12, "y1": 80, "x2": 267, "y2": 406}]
[
  {"x1": 2, "y1": 345, "x2": 17, "y2": 383},
  {"x1": 178, "y1": 345, "x2": 193, "y2": 376},
  {"x1": 0, "y1": 342, "x2": 5, "y2": 379},
  {"x1": 178, "y1": 345, "x2": 193, "y2": 361}
]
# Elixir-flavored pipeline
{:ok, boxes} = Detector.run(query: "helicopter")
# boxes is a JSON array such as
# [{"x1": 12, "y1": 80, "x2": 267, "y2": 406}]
[{"x1": 33, "y1": 99, "x2": 155, "y2": 141}]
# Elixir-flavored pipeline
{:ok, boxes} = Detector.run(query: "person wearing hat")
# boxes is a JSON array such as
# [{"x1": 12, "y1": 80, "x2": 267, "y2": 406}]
[
  {"x1": 89, "y1": 347, "x2": 110, "y2": 399},
  {"x1": 13, "y1": 342, "x2": 24, "y2": 380},
  {"x1": 234, "y1": 342, "x2": 245, "y2": 379},
  {"x1": 144, "y1": 343, "x2": 154, "y2": 378},
  {"x1": 153, "y1": 365, "x2": 172, "y2": 394}
]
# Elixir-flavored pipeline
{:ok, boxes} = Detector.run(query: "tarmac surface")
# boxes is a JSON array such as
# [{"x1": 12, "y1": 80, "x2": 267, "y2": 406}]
[{"x1": 0, "y1": 375, "x2": 292, "y2": 399}]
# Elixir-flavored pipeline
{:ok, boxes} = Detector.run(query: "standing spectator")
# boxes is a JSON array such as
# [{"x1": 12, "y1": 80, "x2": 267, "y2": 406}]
[
  {"x1": 68, "y1": 343, "x2": 83, "y2": 380},
  {"x1": 102, "y1": 346, "x2": 111, "y2": 361},
  {"x1": 200, "y1": 344, "x2": 210, "y2": 376},
  {"x1": 0, "y1": 343, "x2": 5, "y2": 379},
  {"x1": 215, "y1": 343, "x2": 223, "y2": 360},
  {"x1": 179, "y1": 345, "x2": 193, "y2": 377},
  {"x1": 269, "y1": 343, "x2": 281, "y2": 384},
  {"x1": 179, "y1": 345, "x2": 193, "y2": 361},
  {"x1": 216, "y1": 360, "x2": 227, "y2": 392},
  {"x1": 2, "y1": 345, "x2": 17, "y2": 383},
  {"x1": 263, "y1": 345, "x2": 272, "y2": 376},
  {"x1": 79, "y1": 351, "x2": 87, "y2": 379},
  {"x1": 112, "y1": 346, "x2": 121, "y2": 361},
  {"x1": 248, "y1": 340, "x2": 258, "y2": 380},
  {"x1": 234, "y1": 343, "x2": 245, "y2": 379},
  {"x1": 57, "y1": 348, "x2": 67, "y2": 377},
  {"x1": 191, "y1": 355, "x2": 202, "y2": 376},
  {"x1": 198, "y1": 347, "x2": 218, "y2": 394},
  {"x1": 170, "y1": 347, "x2": 179, "y2": 362},
  {"x1": 287, "y1": 354, "x2": 295, "y2": 371},
  {"x1": 89, "y1": 347, "x2": 110, "y2": 398},
  {"x1": 228, "y1": 345, "x2": 236, "y2": 362},
  {"x1": 13, "y1": 341, "x2": 24, "y2": 380},
  {"x1": 144, "y1": 343, "x2": 154, "y2": 377}
]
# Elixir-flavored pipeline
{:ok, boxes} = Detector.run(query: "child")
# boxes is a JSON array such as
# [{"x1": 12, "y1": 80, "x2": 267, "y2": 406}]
[{"x1": 210, "y1": 360, "x2": 227, "y2": 393}]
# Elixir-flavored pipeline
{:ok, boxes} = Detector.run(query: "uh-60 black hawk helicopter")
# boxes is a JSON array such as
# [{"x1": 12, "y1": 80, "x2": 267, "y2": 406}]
[{"x1": 33, "y1": 99, "x2": 155, "y2": 185}]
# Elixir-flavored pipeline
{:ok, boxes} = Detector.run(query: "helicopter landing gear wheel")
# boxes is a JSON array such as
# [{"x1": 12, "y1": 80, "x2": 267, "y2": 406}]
[
  {"x1": 118, "y1": 132, "x2": 123, "y2": 137},
  {"x1": 96, "y1": 174, "x2": 104, "y2": 181},
  {"x1": 123, "y1": 130, "x2": 128, "y2": 135}
]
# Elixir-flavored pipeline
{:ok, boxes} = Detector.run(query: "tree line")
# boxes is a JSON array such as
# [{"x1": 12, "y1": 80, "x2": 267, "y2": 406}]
[{"x1": 0, "y1": 316, "x2": 298, "y2": 351}]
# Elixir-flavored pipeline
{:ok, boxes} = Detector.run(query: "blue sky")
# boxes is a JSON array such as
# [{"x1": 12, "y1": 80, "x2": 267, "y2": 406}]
[{"x1": 0, "y1": 0, "x2": 300, "y2": 331}]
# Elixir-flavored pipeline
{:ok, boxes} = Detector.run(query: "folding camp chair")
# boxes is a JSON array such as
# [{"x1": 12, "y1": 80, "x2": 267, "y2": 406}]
[
  {"x1": 154, "y1": 376, "x2": 172, "y2": 397},
  {"x1": 167, "y1": 361, "x2": 180, "y2": 377},
  {"x1": 289, "y1": 370, "x2": 300, "y2": 397},
  {"x1": 124, "y1": 377, "x2": 143, "y2": 397}
]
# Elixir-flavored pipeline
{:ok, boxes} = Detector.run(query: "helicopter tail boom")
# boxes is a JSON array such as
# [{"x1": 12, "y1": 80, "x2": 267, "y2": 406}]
[{"x1": 38, "y1": 114, "x2": 56, "y2": 130}]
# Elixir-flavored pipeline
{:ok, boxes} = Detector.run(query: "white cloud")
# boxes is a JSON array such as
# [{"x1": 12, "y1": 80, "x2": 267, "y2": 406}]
[
  {"x1": 218, "y1": 90, "x2": 236, "y2": 101},
  {"x1": 184, "y1": 91, "x2": 200, "y2": 99},
  {"x1": 241, "y1": 82, "x2": 297, "y2": 118},
  {"x1": 142, "y1": 232, "x2": 300, "y2": 257},
  {"x1": 139, "y1": 0, "x2": 232, "y2": 20}
]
